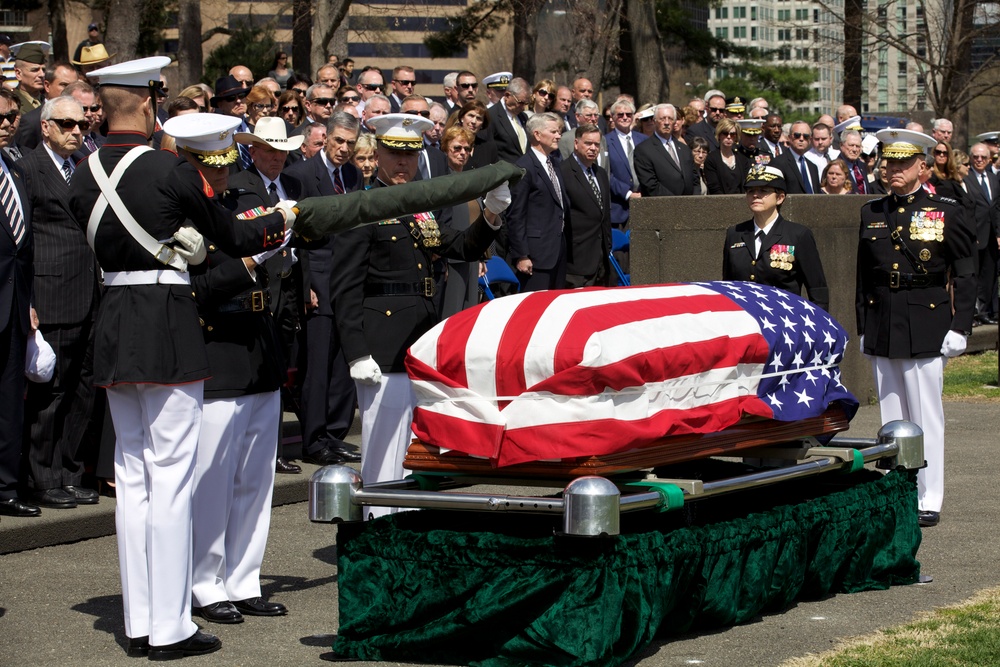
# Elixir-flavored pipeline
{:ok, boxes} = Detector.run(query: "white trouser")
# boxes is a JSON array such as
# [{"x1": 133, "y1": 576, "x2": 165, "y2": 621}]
[
  {"x1": 355, "y1": 372, "x2": 415, "y2": 520},
  {"x1": 107, "y1": 382, "x2": 202, "y2": 646},
  {"x1": 871, "y1": 355, "x2": 945, "y2": 512},
  {"x1": 192, "y1": 391, "x2": 280, "y2": 606}
]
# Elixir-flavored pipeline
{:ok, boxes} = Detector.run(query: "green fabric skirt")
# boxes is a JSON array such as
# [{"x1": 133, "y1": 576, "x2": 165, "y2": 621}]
[{"x1": 333, "y1": 468, "x2": 921, "y2": 667}]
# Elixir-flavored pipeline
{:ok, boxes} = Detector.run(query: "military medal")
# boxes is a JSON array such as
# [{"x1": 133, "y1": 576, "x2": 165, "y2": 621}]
[
  {"x1": 910, "y1": 210, "x2": 943, "y2": 242},
  {"x1": 413, "y1": 211, "x2": 441, "y2": 248},
  {"x1": 769, "y1": 244, "x2": 795, "y2": 271}
]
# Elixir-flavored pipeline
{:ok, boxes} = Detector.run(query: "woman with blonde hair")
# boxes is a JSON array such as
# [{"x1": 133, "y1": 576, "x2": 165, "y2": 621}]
[
  {"x1": 527, "y1": 79, "x2": 556, "y2": 116},
  {"x1": 820, "y1": 159, "x2": 853, "y2": 194},
  {"x1": 439, "y1": 125, "x2": 483, "y2": 316},
  {"x1": 351, "y1": 133, "x2": 378, "y2": 189},
  {"x1": 178, "y1": 83, "x2": 213, "y2": 112},
  {"x1": 704, "y1": 118, "x2": 750, "y2": 194}
]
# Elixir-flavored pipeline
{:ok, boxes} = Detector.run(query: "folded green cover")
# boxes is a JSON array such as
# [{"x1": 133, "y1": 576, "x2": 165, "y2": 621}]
[{"x1": 293, "y1": 161, "x2": 525, "y2": 238}]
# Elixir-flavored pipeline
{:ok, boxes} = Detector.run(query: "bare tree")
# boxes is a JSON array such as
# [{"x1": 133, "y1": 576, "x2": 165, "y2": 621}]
[
  {"x1": 48, "y1": 0, "x2": 68, "y2": 60},
  {"x1": 176, "y1": 0, "x2": 203, "y2": 88},
  {"x1": 309, "y1": 0, "x2": 352, "y2": 78},
  {"x1": 619, "y1": 0, "x2": 671, "y2": 103},
  {"x1": 102, "y1": 0, "x2": 142, "y2": 62}
]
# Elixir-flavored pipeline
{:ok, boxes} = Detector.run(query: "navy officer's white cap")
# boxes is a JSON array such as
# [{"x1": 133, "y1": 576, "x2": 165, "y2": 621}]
[
  {"x1": 368, "y1": 112, "x2": 434, "y2": 151},
  {"x1": 483, "y1": 72, "x2": 513, "y2": 89},
  {"x1": 975, "y1": 131, "x2": 1000, "y2": 145},
  {"x1": 876, "y1": 128, "x2": 935, "y2": 160},
  {"x1": 163, "y1": 113, "x2": 242, "y2": 167},
  {"x1": 86, "y1": 56, "x2": 171, "y2": 87},
  {"x1": 834, "y1": 115, "x2": 863, "y2": 134}
]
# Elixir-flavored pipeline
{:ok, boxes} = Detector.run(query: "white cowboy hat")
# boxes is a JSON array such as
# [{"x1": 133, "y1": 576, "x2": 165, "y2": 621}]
[{"x1": 234, "y1": 116, "x2": 304, "y2": 151}]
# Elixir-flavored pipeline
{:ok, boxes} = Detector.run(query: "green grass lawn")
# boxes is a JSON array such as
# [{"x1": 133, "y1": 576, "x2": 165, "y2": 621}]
[
  {"x1": 943, "y1": 351, "x2": 1000, "y2": 402},
  {"x1": 781, "y1": 588, "x2": 1000, "y2": 666}
]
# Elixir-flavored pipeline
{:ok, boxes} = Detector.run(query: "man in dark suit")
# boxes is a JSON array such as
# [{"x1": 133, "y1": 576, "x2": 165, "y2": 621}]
[
  {"x1": 561, "y1": 124, "x2": 612, "y2": 288},
  {"x1": 65, "y1": 80, "x2": 105, "y2": 157},
  {"x1": 565, "y1": 78, "x2": 608, "y2": 133},
  {"x1": 770, "y1": 121, "x2": 821, "y2": 194},
  {"x1": 605, "y1": 98, "x2": 646, "y2": 228},
  {"x1": 964, "y1": 142, "x2": 1000, "y2": 325},
  {"x1": 400, "y1": 95, "x2": 448, "y2": 179},
  {"x1": 507, "y1": 112, "x2": 571, "y2": 291},
  {"x1": 758, "y1": 113, "x2": 784, "y2": 158},
  {"x1": 388, "y1": 65, "x2": 416, "y2": 113},
  {"x1": 21, "y1": 96, "x2": 101, "y2": 509},
  {"x1": 839, "y1": 129, "x2": 871, "y2": 195},
  {"x1": 633, "y1": 104, "x2": 697, "y2": 197},
  {"x1": 230, "y1": 117, "x2": 312, "y2": 475},
  {"x1": 284, "y1": 112, "x2": 362, "y2": 466},
  {"x1": 685, "y1": 90, "x2": 724, "y2": 151},
  {"x1": 0, "y1": 89, "x2": 40, "y2": 518},
  {"x1": 488, "y1": 77, "x2": 531, "y2": 164}
]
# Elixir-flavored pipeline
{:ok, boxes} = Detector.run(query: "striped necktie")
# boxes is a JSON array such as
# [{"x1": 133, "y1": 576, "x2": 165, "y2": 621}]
[
  {"x1": 333, "y1": 167, "x2": 345, "y2": 194},
  {"x1": 0, "y1": 167, "x2": 25, "y2": 245},
  {"x1": 62, "y1": 158, "x2": 73, "y2": 184},
  {"x1": 586, "y1": 167, "x2": 601, "y2": 201}
]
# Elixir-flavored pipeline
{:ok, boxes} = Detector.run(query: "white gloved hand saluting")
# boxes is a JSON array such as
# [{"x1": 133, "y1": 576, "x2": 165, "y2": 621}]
[
  {"x1": 484, "y1": 181, "x2": 512, "y2": 215},
  {"x1": 251, "y1": 226, "x2": 294, "y2": 265},
  {"x1": 172, "y1": 225, "x2": 207, "y2": 265},
  {"x1": 349, "y1": 355, "x2": 382, "y2": 385},
  {"x1": 940, "y1": 330, "x2": 967, "y2": 358},
  {"x1": 273, "y1": 200, "x2": 297, "y2": 229}
]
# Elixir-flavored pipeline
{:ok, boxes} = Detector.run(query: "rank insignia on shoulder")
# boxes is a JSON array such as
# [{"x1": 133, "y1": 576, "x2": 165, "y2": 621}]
[
  {"x1": 730, "y1": 241, "x2": 746, "y2": 248},
  {"x1": 866, "y1": 221, "x2": 887, "y2": 229},
  {"x1": 934, "y1": 195, "x2": 957, "y2": 205}
]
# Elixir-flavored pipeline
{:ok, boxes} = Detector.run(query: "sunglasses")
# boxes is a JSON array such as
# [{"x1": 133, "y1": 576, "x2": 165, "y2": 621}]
[
  {"x1": 406, "y1": 109, "x2": 431, "y2": 118},
  {"x1": 340, "y1": 95, "x2": 360, "y2": 103},
  {"x1": 708, "y1": 107, "x2": 726, "y2": 113},
  {"x1": 310, "y1": 97, "x2": 335, "y2": 106},
  {"x1": 281, "y1": 105, "x2": 301, "y2": 113},
  {"x1": 449, "y1": 145, "x2": 471, "y2": 153},
  {"x1": 792, "y1": 132, "x2": 810, "y2": 139},
  {"x1": 156, "y1": 88, "x2": 169, "y2": 97},
  {"x1": 49, "y1": 117, "x2": 91, "y2": 131},
  {"x1": 83, "y1": 104, "x2": 102, "y2": 113},
  {"x1": 535, "y1": 89, "x2": 551, "y2": 98},
  {"x1": 394, "y1": 79, "x2": 416, "y2": 86},
  {"x1": 720, "y1": 131, "x2": 738, "y2": 137},
  {"x1": 963, "y1": 162, "x2": 971, "y2": 167},
  {"x1": 459, "y1": 82, "x2": 478, "y2": 89},
  {"x1": 220, "y1": 93, "x2": 247, "y2": 103},
  {"x1": 972, "y1": 155, "x2": 990, "y2": 160},
  {"x1": 292, "y1": 88, "x2": 308, "y2": 95},
  {"x1": 362, "y1": 83, "x2": 384, "y2": 91},
  {"x1": 933, "y1": 149, "x2": 949, "y2": 156},
  {"x1": 614, "y1": 112, "x2": 633, "y2": 118},
  {"x1": 0, "y1": 110, "x2": 19, "y2": 124},
  {"x1": 251, "y1": 103, "x2": 275, "y2": 111}
]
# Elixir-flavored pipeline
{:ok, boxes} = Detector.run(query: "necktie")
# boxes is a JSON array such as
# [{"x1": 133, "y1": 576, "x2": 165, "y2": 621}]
[
  {"x1": 981, "y1": 173, "x2": 991, "y2": 201},
  {"x1": 333, "y1": 167, "x2": 345, "y2": 195},
  {"x1": 799, "y1": 156, "x2": 813, "y2": 194},
  {"x1": 772, "y1": 141, "x2": 781, "y2": 156},
  {"x1": 755, "y1": 229, "x2": 765, "y2": 259},
  {"x1": 237, "y1": 123, "x2": 252, "y2": 169},
  {"x1": 852, "y1": 163, "x2": 866, "y2": 194},
  {"x1": 512, "y1": 116, "x2": 527, "y2": 153},
  {"x1": 546, "y1": 157, "x2": 563, "y2": 209},
  {"x1": 267, "y1": 182, "x2": 279, "y2": 205},
  {"x1": 84, "y1": 134, "x2": 97, "y2": 153},
  {"x1": 625, "y1": 134, "x2": 637, "y2": 186},
  {"x1": 587, "y1": 167, "x2": 601, "y2": 201},
  {"x1": 61, "y1": 158, "x2": 73, "y2": 184},
  {"x1": 0, "y1": 167, "x2": 26, "y2": 246},
  {"x1": 418, "y1": 150, "x2": 430, "y2": 180},
  {"x1": 665, "y1": 139, "x2": 679, "y2": 166}
]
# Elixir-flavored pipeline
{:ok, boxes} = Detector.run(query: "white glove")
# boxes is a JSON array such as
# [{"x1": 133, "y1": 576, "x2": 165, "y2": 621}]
[
  {"x1": 251, "y1": 227, "x2": 294, "y2": 265},
  {"x1": 940, "y1": 330, "x2": 967, "y2": 358},
  {"x1": 273, "y1": 200, "x2": 297, "y2": 229},
  {"x1": 172, "y1": 226, "x2": 207, "y2": 265},
  {"x1": 484, "y1": 181, "x2": 511, "y2": 215},
  {"x1": 349, "y1": 355, "x2": 382, "y2": 385}
]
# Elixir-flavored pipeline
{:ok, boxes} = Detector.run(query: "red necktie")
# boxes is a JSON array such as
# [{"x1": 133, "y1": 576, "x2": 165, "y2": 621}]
[
  {"x1": 853, "y1": 163, "x2": 865, "y2": 194},
  {"x1": 333, "y1": 167, "x2": 345, "y2": 195}
]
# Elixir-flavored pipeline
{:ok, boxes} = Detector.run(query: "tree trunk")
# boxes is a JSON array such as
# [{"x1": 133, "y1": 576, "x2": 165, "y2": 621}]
[
  {"x1": 310, "y1": 0, "x2": 352, "y2": 80},
  {"x1": 48, "y1": 0, "x2": 69, "y2": 61},
  {"x1": 939, "y1": 0, "x2": 975, "y2": 148},
  {"x1": 842, "y1": 0, "x2": 862, "y2": 111},
  {"x1": 511, "y1": 0, "x2": 543, "y2": 84},
  {"x1": 292, "y1": 0, "x2": 312, "y2": 79},
  {"x1": 176, "y1": 0, "x2": 202, "y2": 89},
  {"x1": 622, "y1": 0, "x2": 669, "y2": 105},
  {"x1": 103, "y1": 0, "x2": 142, "y2": 62}
]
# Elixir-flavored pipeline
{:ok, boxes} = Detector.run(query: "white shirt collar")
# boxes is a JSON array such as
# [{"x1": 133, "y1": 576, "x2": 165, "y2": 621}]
[{"x1": 43, "y1": 142, "x2": 73, "y2": 175}]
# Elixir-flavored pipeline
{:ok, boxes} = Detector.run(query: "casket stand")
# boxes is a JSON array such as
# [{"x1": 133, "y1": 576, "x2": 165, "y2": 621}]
[{"x1": 311, "y1": 420, "x2": 924, "y2": 667}]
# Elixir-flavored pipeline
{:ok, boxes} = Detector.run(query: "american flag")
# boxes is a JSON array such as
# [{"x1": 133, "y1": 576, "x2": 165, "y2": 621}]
[{"x1": 406, "y1": 282, "x2": 858, "y2": 467}]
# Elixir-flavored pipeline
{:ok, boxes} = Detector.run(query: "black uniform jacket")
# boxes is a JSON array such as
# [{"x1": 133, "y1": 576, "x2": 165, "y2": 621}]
[
  {"x1": 191, "y1": 188, "x2": 286, "y2": 399},
  {"x1": 855, "y1": 188, "x2": 977, "y2": 359},
  {"x1": 68, "y1": 132, "x2": 288, "y2": 386},
  {"x1": 723, "y1": 214, "x2": 830, "y2": 312},
  {"x1": 330, "y1": 179, "x2": 498, "y2": 373}
]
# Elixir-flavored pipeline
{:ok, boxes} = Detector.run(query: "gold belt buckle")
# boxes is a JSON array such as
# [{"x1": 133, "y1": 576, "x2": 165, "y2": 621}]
[
  {"x1": 251, "y1": 290, "x2": 265, "y2": 311},
  {"x1": 423, "y1": 277, "x2": 435, "y2": 298},
  {"x1": 155, "y1": 244, "x2": 176, "y2": 265},
  {"x1": 889, "y1": 271, "x2": 900, "y2": 289}
]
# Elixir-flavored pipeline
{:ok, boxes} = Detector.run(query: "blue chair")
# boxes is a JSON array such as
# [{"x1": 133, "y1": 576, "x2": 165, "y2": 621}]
[
  {"x1": 609, "y1": 229, "x2": 630, "y2": 286},
  {"x1": 478, "y1": 255, "x2": 520, "y2": 300}
]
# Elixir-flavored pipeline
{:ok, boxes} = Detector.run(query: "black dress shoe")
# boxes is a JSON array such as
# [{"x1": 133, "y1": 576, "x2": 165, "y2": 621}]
[
  {"x1": 192, "y1": 601, "x2": 244, "y2": 624},
  {"x1": 148, "y1": 630, "x2": 221, "y2": 661},
  {"x1": 0, "y1": 497, "x2": 42, "y2": 517},
  {"x1": 276, "y1": 456, "x2": 301, "y2": 474},
  {"x1": 918, "y1": 510, "x2": 940, "y2": 527},
  {"x1": 982, "y1": 316, "x2": 999, "y2": 325},
  {"x1": 302, "y1": 444, "x2": 360, "y2": 465},
  {"x1": 125, "y1": 635, "x2": 149, "y2": 657},
  {"x1": 63, "y1": 485, "x2": 99, "y2": 505},
  {"x1": 31, "y1": 487, "x2": 77, "y2": 508},
  {"x1": 232, "y1": 596, "x2": 288, "y2": 616}
]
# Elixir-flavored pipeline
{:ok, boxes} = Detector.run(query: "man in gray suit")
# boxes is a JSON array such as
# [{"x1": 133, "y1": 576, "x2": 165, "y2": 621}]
[{"x1": 20, "y1": 96, "x2": 101, "y2": 509}]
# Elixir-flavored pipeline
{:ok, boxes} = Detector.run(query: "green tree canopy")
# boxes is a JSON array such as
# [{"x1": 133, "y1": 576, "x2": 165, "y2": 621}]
[{"x1": 202, "y1": 20, "x2": 278, "y2": 86}]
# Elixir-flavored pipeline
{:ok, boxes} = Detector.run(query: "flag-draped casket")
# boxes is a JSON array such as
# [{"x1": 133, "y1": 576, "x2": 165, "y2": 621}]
[{"x1": 405, "y1": 282, "x2": 859, "y2": 468}]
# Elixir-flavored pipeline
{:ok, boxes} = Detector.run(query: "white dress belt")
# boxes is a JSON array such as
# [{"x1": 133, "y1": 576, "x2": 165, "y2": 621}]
[{"x1": 103, "y1": 270, "x2": 191, "y2": 286}]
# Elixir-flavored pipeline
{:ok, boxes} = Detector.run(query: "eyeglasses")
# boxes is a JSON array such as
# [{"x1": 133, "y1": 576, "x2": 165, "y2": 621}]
[
  {"x1": 49, "y1": 117, "x2": 91, "y2": 131},
  {"x1": 0, "y1": 110, "x2": 18, "y2": 124},
  {"x1": 406, "y1": 109, "x2": 431, "y2": 118},
  {"x1": 535, "y1": 89, "x2": 551, "y2": 98},
  {"x1": 220, "y1": 93, "x2": 247, "y2": 103},
  {"x1": 281, "y1": 105, "x2": 301, "y2": 113},
  {"x1": 458, "y1": 82, "x2": 478, "y2": 89},
  {"x1": 449, "y1": 145, "x2": 471, "y2": 153},
  {"x1": 510, "y1": 95, "x2": 531, "y2": 106},
  {"x1": 708, "y1": 106, "x2": 726, "y2": 113},
  {"x1": 614, "y1": 112, "x2": 633, "y2": 118},
  {"x1": 972, "y1": 154, "x2": 990, "y2": 160},
  {"x1": 792, "y1": 132, "x2": 810, "y2": 139},
  {"x1": 340, "y1": 95, "x2": 360, "y2": 103},
  {"x1": 84, "y1": 104, "x2": 102, "y2": 113},
  {"x1": 361, "y1": 83, "x2": 384, "y2": 91},
  {"x1": 251, "y1": 103, "x2": 275, "y2": 111},
  {"x1": 933, "y1": 149, "x2": 949, "y2": 156},
  {"x1": 310, "y1": 98, "x2": 335, "y2": 106},
  {"x1": 393, "y1": 79, "x2": 416, "y2": 86}
]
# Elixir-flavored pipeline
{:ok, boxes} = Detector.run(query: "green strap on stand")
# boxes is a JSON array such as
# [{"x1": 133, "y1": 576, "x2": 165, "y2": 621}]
[{"x1": 625, "y1": 481, "x2": 685, "y2": 512}]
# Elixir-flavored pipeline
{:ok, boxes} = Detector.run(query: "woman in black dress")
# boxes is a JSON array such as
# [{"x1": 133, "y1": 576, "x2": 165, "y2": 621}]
[{"x1": 704, "y1": 118, "x2": 751, "y2": 194}]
